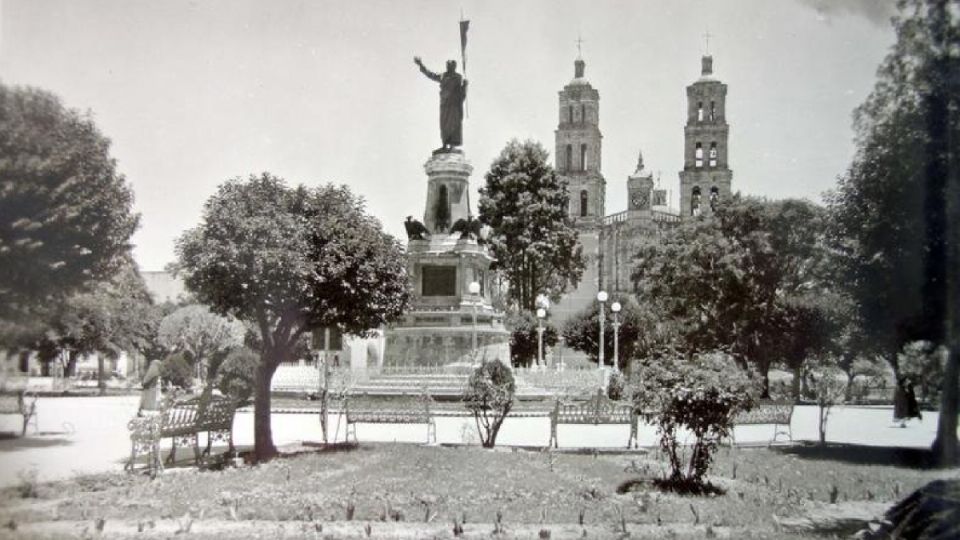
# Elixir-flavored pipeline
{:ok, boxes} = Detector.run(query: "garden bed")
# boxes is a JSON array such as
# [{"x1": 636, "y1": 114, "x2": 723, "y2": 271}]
[{"x1": 0, "y1": 443, "x2": 954, "y2": 539}]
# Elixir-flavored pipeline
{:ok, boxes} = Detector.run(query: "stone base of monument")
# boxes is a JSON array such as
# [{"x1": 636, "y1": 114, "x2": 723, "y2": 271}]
[
  {"x1": 383, "y1": 324, "x2": 510, "y2": 368},
  {"x1": 382, "y1": 148, "x2": 512, "y2": 393}
]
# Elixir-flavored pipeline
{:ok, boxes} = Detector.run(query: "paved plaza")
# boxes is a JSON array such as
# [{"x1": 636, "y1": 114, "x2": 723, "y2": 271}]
[{"x1": 0, "y1": 395, "x2": 947, "y2": 488}]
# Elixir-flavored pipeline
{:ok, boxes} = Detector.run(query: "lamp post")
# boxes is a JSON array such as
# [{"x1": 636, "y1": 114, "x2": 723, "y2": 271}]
[
  {"x1": 611, "y1": 301, "x2": 622, "y2": 372},
  {"x1": 468, "y1": 281, "x2": 481, "y2": 363},
  {"x1": 536, "y1": 307, "x2": 546, "y2": 370},
  {"x1": 597, "y1": 290, "x2": 608, "y2": 376}
]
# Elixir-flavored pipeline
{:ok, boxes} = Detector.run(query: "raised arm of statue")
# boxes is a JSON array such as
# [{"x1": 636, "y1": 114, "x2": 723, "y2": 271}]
[{"x1": 414, "y1": 56, "x2": 441, "y2": 83}]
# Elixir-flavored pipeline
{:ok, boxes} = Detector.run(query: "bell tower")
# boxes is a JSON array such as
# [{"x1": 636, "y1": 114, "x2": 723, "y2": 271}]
[
  {"x1": 679, "y1": 55, "x2": 733, "y2": 218},
  {"x1": 555, "y1": 55, "x2": 605, "y2": 226},
  {"x1": 551, "y1": 50, "x2": 606, "y2": 327}
]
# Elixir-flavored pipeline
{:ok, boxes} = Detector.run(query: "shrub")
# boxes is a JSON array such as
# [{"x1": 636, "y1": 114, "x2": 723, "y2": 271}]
[
  {"x1": 807, "y1": 361, "x2": 847, "y2": 445},
  {"x1": 607, "y1": 371, "x2": 626, "y2": 401},
  {"x1": 561, "y1": 295, "x2": 652, "y2": 370},
  {"x1": 632, "y1": 351, "x2": 756, "y2": 493},
  {"x1": 463, "y1": 360, "x2": 515, "y2": 448},
  {"x1": 506, "y1": 311, "x2": 558, "y2": 368},
  {"x1": 217, "y1": 347, "x2": 259, "y2": 405},
  {"x1": 160, "y1": 352, "x2": 194, "y2": 391}
]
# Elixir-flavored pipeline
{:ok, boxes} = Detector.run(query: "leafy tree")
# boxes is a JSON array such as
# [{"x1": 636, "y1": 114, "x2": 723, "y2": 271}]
[
  {"x1": 632, "y1": 197, "x2": 832, "y2": 395},
  {"x1": 506, "y1": 311, "x2": 558, "y2": 368},
  {"x1": 478, "y1": 140, "x2": 584, "y2": 311},
  {"x1": 176, "y1": 174, "x2": 409, "y2": 461},
  {"x1": 156, "y1": 304, "x2": 244, "y2": 389},
  {"x1": 160, "y1": 352, "x2": 194, "y2": 391},
  {"x1": 217, "y1": 347, "x2": 259, "y2": 405},
  {"x1": 825, "y1": 0, "x2": 959, "y2": 464},
  {"x1": 561, "y1": 294, "x2": 650, "y2": 371},
  {"x1": 463, "y1": 360, "x2": 515, "y2": 448},
  {"x1": 0, "y1": 83, "x2": 139, "y2": 337},
  {"x1": 631, "y1": 351, "x2": 757, "y2": 493},
  {"x1": 35, "y1": 258, "x2": 155, "y2": 393}
]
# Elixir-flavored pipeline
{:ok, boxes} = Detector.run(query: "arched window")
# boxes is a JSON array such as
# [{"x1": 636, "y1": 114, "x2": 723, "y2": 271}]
[
  {"x1": 709, "y1": 101, "x2": 716, "y2": 121},
  {"x1": 691, "y1": 186, "x2": 702, "y2": 216},
  {"x1": 695, "y1": 142, "x2": 703, "y2": 168},
  {"x1": 581, "y1": 104, "x2": 586, "y2": 124},
  {"x1": 710, "y1": 186, "x2": 720, "y2": 211},
  {"x1": 709, "y1": 142, "x2": 718, "y2": 167},
  {"x1": 565, "y1": 144, "x2": 572, "y2": 172},
  {"x1": 697, "y1": 101, "x2": 704, "y2": 121},
  {"x1": 580, "y1": 143, "x2": 588, "y2": 171},
  {"x1": 580, "y1": 190, "x2": 588, "y2": 217}
]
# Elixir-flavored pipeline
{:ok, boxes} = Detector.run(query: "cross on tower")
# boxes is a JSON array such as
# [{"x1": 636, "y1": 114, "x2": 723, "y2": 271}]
[
  {"x1": 703, "y1": 30, "x2": 713, "y2": 54},
  {"x1": 576, "y1": 34, "x2": 585, "y2": 58}
]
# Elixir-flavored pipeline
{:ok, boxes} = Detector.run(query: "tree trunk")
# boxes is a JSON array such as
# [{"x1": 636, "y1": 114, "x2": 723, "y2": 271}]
[
  {"x1": 97, "y1": 355, "x2": 106, "y2": 396},
  {"x1": 791, "y1": 365, "x2": 802, "y2": 402},
  {"x1": 932, "y1": 344, "x2": 958, "y2": 465},
  {"x1": 253, "y1": 356, "x2": 281, "y2": 462},
  {"x1": 818, "y1": 404, "x2": 828, "y2": 445},
  {"x1": 761, "y1": 369, "x2": 770, "y2": 399},
  {"x1": 66, "y1": 350, "x2": 78, "y2": 377}
]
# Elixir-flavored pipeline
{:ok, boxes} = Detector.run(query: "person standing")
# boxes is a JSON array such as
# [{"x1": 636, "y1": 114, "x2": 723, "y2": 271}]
[{"x1": 138, "y1": 359, "x2": 161, "y2": 415}]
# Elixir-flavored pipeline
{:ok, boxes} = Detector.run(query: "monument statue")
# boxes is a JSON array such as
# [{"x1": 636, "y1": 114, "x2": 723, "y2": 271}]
[{"x1": 414, "y1": 56, "x2": 468, "y2": 150}]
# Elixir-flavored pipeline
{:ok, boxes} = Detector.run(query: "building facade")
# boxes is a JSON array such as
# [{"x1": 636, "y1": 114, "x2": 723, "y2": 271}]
[{"x1": 552, "y1": 53, "x2": 733, "y2": 328}]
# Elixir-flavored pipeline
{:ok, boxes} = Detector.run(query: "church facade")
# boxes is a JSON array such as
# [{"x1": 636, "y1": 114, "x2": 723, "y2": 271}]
[{"x1": 551, "y1": 53, "x2": 734, "y2": 326}]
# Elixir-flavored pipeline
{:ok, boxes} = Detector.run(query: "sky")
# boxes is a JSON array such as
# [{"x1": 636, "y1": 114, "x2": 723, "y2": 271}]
[{"x1": 0, "y1": 0, "x2": 898, "y2": 271}]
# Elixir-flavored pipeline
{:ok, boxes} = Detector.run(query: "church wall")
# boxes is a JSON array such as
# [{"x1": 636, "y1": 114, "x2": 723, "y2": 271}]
[{"x1": 550, "y1": 228, "x2": 600, "y2": 328}]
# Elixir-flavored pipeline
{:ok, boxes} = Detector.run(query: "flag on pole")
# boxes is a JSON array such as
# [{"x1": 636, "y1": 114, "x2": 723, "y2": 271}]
[
  {"x1": 460, "y1": 18, "x2": 470, "y2": 118},
  {"x1": 459, "y1": 19, "x2": 469, "y2": 75}
]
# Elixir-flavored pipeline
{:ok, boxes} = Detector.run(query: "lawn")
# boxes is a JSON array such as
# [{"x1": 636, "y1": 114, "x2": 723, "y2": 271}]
[{"x1": 0, "y1": 442, "x2": 954, "y2": 539}]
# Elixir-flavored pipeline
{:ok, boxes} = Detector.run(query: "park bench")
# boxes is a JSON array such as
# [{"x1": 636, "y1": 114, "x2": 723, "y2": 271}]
[
  {"x1": 0, "y1": 390, "x2": 37, "y2": 436},
  {"x1": 730, "y1": 400, "x2": 794, "y2": 445},
  {"x1": 344, "y1": 392, "x2": 436, "y2": 444},
  {"x1": 549, "y1": 389, "x2": 638, "y2": 449},
  {"x1": 126, "y1": 395, "x2": 237, "y2": 474}
]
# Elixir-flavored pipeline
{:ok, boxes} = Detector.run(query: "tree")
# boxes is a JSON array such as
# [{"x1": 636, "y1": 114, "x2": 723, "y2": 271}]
[
  {"x1": 505, "y1": 311, "x2": 558, "y2": 368},
  {"x1": 157, "y1": 304, "x2": 244, "y2": 390},
  {"x1": 560, "y1": 294, "x2": 651, "y2": 371},
  {"x1": 463, "y1": 360, "x2": 515, "y2": 448},
  {"x1": 176, "y1": 174, "x2": 409, "y2": 461},
  {"x1": 0, "y1": 83, "x2": 139, "y2": 338},
  {"x1": 38, "y1": 258, "x2": 155, "y2": 393},
  {"x1": 806, "y1": 360, "x2": 848, "y2": 445},
  {"x1": 478, "y1": 140, "x2": 585, "y2": 311},
  {"x1": 160, "y1": 352, "x2": 194, "y2": 391},
  {"x1": 217, "y1": 347, "x2": 259, "y2": 405},
  {"x1": 825, "y1": 0, "x2": 959, "y2": 464},
  {"x1": 631, "y1": 351, "x2": 756, "y2": 494},
  {"x1": 632, "y1": 196, "x2": 832, "y2": 396}
]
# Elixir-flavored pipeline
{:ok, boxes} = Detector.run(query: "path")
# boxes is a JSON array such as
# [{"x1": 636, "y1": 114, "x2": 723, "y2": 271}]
[{"x1": 0, "y1": 396, "x2": 947, "y2": 488}]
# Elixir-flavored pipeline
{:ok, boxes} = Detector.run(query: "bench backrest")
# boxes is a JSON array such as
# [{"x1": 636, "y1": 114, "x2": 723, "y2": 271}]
[
  {"x1": 345, "y1": 392, "x2": 433, "y2": 422},
  {"x1": 733, "y1": 401, "x2": 794, "y2": 425},
  {"x1": 160, "y1": 400, "x2": 201, "y2": 436},
  {"x1": 554, "y1": 389, "x2": 634, "y2": 424}
]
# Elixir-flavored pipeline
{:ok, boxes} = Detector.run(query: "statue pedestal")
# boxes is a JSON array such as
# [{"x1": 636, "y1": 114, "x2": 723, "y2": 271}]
[{"x1": 383, "y1": 150, "x2": 510, "y2": 369}]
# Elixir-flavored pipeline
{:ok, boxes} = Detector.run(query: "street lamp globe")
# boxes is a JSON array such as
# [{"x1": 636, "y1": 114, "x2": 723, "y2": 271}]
[
  {"x1": 611, "y1": 301, "x2": 621, "y2": 313},
  {"x1": 597, "y1": 290, "x2": 608, "y2": 303},
  {"x1": 536, "y1": 308, "x2": 546, "y2": 319},
  {"x1": 468, "y1": 281, "x2": 481, "y2": 295}
]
